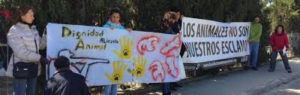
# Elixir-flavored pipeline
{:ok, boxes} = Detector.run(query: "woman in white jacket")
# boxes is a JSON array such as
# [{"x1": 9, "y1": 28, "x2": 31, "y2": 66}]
[{"x1": 6, "y1": 5, "x2": 46, "y2": 95}]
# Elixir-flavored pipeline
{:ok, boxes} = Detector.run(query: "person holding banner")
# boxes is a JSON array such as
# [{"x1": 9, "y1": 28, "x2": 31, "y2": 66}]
[
  {"x1": 268, "y1": 25, "x2": 292, "y2": 73},
  {"x1": 103, "y1": 8, "x2": 132, "y2": 32},
  {"x1": 223, "y1": 12, "x2": 231, "y2": 23},
  {"x1": 246, "y1": 15, "x2": 262, "y2": 71},
  {"x1": 160, "y1": 11, "x2": 180, "y2": 95},
  {"x1": 102, "y1": 8, "x2": 131, "y2": 95},
  {"x1": 6, "y1": 5, "x2": 47, "y2": 95},
  {"x1": 169, "y1": 7, "x2": 184, "y2": 91}
]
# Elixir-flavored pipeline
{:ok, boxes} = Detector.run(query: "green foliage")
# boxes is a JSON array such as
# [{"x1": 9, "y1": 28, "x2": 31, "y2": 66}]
[
  {"x1": 1, "y1": 0, "x2": 271, "y2": 64},
  {"x1": 1, "y1": 0, "x2": 263, "y2": 32},
  {"x1": 260, "y1": 0, "x2": 300, "y2": 59},
  {"x1": 263, "y1": 0, "x2": 300, "y2": 33}
]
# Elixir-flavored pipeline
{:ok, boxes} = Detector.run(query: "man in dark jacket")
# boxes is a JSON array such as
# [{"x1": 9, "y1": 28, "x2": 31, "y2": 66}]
[{"x1": 45, "y1": 56, "x2": 90, "y2": 95}]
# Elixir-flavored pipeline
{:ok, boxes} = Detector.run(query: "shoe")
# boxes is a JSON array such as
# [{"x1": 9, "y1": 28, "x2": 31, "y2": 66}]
[
  {"x1": 268, "y1": 70, "x2": 274, "y2": 72},
  {"x1": 170, "y1": 86, "x2": 177, "y2": 91},
  {"x1": 244, "y1": 66, "x2": 249, "y2": 70},
  {"x1": 173, "y1": 83, "x2": 183, "y2": 88},
  {"x1": 252, "y1": 67, "x2": 258, "y2": 71},
  {"x1": 288, "y1": 71, "x2": 292, "y2": 73},
  {"x1": 163, "y1": 92, "x2": 171, "y2": 95}
]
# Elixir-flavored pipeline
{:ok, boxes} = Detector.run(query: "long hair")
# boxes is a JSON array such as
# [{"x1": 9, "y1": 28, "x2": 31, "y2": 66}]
[
  {"x1": 12, "y1": 5, "x2": 32, "y2": 25},
  {"x1": 162, "y1": 11, "x2": 177, "y2": 30},
  {"x1": 275, "y1": 25, "x2": 285, "y2": 34},
  {"x1": 109, "y1": 8, "x2": 121, "y2": 16}
]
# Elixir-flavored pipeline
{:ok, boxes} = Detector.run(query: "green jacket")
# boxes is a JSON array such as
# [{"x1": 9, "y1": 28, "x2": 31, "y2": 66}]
[{"x1": 249, "y1": 22, "x2": 262, "y2": 42}]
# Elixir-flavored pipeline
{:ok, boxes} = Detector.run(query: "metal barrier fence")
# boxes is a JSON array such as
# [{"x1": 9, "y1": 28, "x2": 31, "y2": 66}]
[
  {"x1": 0, "y1": 43, "x2": 12, "y2": 95},
  {"x1": 0, "y1": 43, "x2": 9, "y2": 76}
]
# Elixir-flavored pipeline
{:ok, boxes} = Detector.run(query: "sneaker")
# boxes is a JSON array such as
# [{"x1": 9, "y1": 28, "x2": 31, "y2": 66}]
[
  {"x1": 173, "y1": 83, "x2": 183, "y2": 88},
  {"x1": 252, "y1": 67, "x2": 258, "y2": 71},
  {"x1": 244, "y1": 66, "x2": 249, "y2": 70},
  {"x1": 288, "y1": 71, "x2": 292, "y2": 73},
  {"x1": 170, "y1": 86, "x2": 177, "y2": 91},
  {"x1": 163, "y1": 92, "x2": 171, "y2": 95}
]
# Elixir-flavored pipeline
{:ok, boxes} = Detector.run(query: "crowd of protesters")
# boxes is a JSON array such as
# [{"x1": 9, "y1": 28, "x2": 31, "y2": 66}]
[{"x1": 0, "y1": 5, "x2": 292, "y2": 95}]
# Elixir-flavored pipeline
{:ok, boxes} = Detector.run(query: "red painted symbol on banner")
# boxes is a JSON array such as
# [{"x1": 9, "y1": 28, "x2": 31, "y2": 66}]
[
  {"x1": 148, "y1": 60, "x2": 166, "y2": 82},
  {"x1": 160, "y1": 35, "x2": 182, "y2": 56},
  {"x1": 137, "y1": 35, "x2": 160, "y2": 55},
  {"x1": 165, "y1": 55, "x2": 180, "y2": 78}
]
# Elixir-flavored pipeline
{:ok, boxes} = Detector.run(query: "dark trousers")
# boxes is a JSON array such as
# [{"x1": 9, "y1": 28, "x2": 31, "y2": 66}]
[
  {"x1": 180, "y1": 44, "x2": 186, "y2": 57},
  {"x1": 162, "y1": 83, "x2": 170, "y2": 95},
  {"x1": 269, "y1": 51, "x2": 291, "y2": 71}
]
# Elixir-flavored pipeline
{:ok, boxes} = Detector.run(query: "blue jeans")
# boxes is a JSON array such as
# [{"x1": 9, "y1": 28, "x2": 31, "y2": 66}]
[
  {"x1": 13, "y1": 77, "x2": 37, "y2": 95},
  {"x1": 162, "y1": 83, "x2": 170, "y2": 94},
  {"x1": 247, "y1": 42, "x2": 260, "y2": 67},
  {"x1": 269, "y1": 51, "x2": 291, "y2": 71},
  {"x1": 103, "y1": 85, "x2": 117, "y2": 95}
]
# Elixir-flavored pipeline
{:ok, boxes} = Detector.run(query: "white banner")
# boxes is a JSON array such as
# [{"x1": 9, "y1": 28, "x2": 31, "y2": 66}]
[
  {"x1": 181, "y1": 17, "x2": 250, "y2": 63},
  {"x1": 47, "y1": 23, "x2": 186, "y2": 86}
]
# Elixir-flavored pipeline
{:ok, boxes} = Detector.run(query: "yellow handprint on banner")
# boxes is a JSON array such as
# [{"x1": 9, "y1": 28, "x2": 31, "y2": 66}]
[
  {"x1": 128, "y1": 55, "x2": 147, "y2": 78},
  {"x1": 113, "y1": 36, "x2": 133, "y2": 59},
  {"x1": 105, "y1": 61, "x2": 128, "y2": 83}
]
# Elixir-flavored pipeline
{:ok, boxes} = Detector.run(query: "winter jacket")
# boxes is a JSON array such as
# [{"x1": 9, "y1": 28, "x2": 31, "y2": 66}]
[
  {"x1": 269, "y1": 32, "x2": 289, "y2": 51},
  {"x1": 103, "y1": 20, "x2": 125, "y2": 29},
  {"x1": 45, "y1": 69, "x2": 90, "y2": 95},
  {"x1": 171, "y1": 19, "x2": 182, "y2": 34},
  {"x1": 6, "y1": 22, "x2": 46, "y2": 77}
]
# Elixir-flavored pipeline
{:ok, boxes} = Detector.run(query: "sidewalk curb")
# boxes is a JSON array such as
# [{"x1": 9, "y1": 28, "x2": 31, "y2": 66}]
[
  {"x1": 121, "y1": 75, "x2": 211, "y2": 94},
  {"x1": 124, "y1": 68, "x2": 242, "y2": 94},
  {"x1": 240, "y1": 72, "x2": 300, "y2": 95},
  {"x1": 125, "y1": 57, "x2": 297, "y2": 95}
]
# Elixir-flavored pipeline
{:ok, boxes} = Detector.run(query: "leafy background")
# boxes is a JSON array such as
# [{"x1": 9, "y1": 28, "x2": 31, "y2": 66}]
[{"x1": 0, "y1": 0, "x2": 299, "y2": 68}]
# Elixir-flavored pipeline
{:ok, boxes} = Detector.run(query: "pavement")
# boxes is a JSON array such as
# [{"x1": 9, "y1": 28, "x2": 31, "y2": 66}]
[
  {"x1": 0, "y1": 76, "x2": 12, "y2": 95},
  {"x1": 144, "y1": 57, "x2": 300, "y2": 95},
  {"x1": 1, "y1": 57, "x2": 300, "y2": 95},
  {"x1": 262, "y1": 77, "x2": 300, "y2": 95}
]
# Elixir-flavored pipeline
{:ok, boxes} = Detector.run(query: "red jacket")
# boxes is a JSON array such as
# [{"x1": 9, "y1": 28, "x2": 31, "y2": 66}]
[{"x1": 269, "y1": 32, "x2": 289, "y2": 51}]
